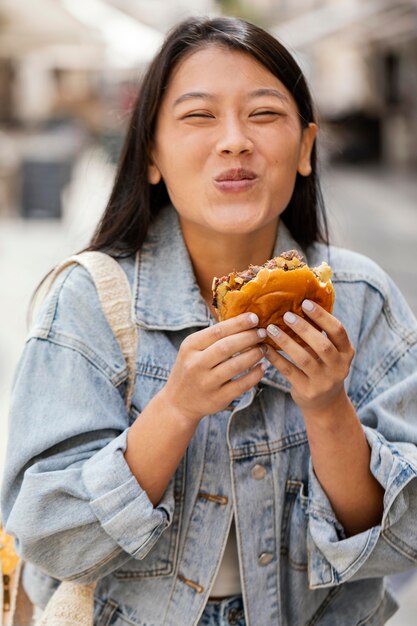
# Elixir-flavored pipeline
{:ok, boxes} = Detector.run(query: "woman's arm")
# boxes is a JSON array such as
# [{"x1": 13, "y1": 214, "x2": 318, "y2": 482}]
[
  {"x1": 264, "y1": 300, "x2": 384, "y2": 536},
  {"x1": 125, "y1": 312, "x2": 267, "y2": 506},
  {"x1": 300, "y1": 389, "x2": 384, "y2": 535}
]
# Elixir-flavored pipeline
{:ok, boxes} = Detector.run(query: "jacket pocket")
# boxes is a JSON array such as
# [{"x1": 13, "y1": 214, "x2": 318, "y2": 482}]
[
  {"x1": 114, "y1": 455, "x2": 186, "y2": 579},
  {"x1": 280, "y1": 479, "x2": 308, "y2": 570}
]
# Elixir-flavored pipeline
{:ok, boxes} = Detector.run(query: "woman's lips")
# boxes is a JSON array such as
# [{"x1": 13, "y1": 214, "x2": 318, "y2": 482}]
[
  {"x1": 213, "y1": 167, "x2": 258, "y2": 192},
  {"x1": 213, "y1": 178, "x2": 258, "y2": 192}
]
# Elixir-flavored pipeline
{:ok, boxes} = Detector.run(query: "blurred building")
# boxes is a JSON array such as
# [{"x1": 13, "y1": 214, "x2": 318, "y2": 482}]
[
  {"x1": 267, "y1": 0, "x2": 417, "y2": 168},
  {"x1": 0, "y1": 0, "x2": 218, "y2": 218},
  {"x1": 0, "y1": 0, "x2": 170, "y2": 128},
  {"x1": 103, "y1": 0, "x2": 215, "y2": 32},
  {"x1": 1, "y1": 0, "x2": 415, "y2": 220}
]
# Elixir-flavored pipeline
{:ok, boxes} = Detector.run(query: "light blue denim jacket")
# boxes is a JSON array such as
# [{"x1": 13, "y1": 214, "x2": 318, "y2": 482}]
[{"x1": 2, "y1": 205, "x2": 417, "y2": 626}]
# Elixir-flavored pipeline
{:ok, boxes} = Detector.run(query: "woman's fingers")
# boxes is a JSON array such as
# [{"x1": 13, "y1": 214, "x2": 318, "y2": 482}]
[
  {"x1": 266, "y1": 321, "x2": 325, "y2": 375},
  {"x1": 185, "y1": 312, "x2": 260, "y2": 351},
  {"x1": 213, "y1": 344, "x2": 267, "y2": 384},
  {"x1": 168, "y1": 313, "x2": 268, "y2": 423},
  {"x1": 262, "y1": 345, "x2": 307, "y2": 387},
  {"x1": 301, "y1": 300, "x2": 354, "y2": 356},
  {"x1": 279, "y1": 311, "x2": 338, "y2": 367},
  {"x1": 265, "y1": 302, "x2": 354, "y2": 371},
  {"x1": 203, "y1": 327, "x2": 267, "y2": 368},
  {"x1": 222, "y1": 362, "x2": 267, "y2": 405}
]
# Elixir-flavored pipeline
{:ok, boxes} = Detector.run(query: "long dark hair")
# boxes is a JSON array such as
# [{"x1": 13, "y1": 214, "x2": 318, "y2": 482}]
[{"x1": 30, "y1": 16, "x2": 328, "y2": 321}]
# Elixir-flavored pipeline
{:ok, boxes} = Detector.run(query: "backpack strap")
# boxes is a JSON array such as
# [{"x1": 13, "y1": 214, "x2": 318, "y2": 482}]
[{"x1": 43, "y1": 251, "x2": 138, "y2": 412}]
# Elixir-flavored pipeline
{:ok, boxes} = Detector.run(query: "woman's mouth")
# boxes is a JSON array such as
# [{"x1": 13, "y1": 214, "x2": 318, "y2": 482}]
[{"x1": 213, "y1": 168, "x2": 258, "y2": 193}]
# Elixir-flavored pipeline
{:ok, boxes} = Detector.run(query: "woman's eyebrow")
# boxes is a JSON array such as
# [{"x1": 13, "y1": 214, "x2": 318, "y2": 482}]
[
  {"x1": 173, "y1": 92, "x2": 215, "y2": 108},
  {"x1": 249, "y1": 88, "x2": 289, "y2": 103},
  {"x1": 172, "y1": 88, "x2": 289, "y2": 108}
]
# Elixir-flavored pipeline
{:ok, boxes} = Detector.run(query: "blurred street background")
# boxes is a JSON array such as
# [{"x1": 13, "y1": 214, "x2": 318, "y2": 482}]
[{"x1": 0, "y1": 0, "x2": 416, "y2": 623}]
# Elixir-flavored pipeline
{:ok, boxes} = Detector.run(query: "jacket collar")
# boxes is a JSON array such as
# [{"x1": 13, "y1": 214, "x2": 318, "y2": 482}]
[{"x1": 133, "y1": 205, "x2": 211, "y2": 331}]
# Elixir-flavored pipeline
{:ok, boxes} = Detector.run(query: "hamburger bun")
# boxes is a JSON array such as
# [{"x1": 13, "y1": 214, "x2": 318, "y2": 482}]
[{"x1": 212, "y1": 250, "x2": 334, "y2": 346}]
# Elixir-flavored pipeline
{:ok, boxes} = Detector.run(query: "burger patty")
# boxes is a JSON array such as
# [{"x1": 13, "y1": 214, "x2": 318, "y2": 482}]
[{"x1": 212, "y1": 250, "x2": 305, "y2": 308}]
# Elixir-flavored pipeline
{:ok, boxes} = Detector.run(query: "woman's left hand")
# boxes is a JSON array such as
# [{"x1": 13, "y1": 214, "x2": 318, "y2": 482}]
[{"x1": 264, "y1": 299, "x2": 355, "y2": 416}]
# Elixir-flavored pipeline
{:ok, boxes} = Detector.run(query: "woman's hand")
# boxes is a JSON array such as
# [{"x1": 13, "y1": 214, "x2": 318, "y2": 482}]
[
  {"x1": 263, "y1": 299, "x2": 385, "y2": 534},
  {"x1": 160, "y1": 313, "x2": 267, "y2": 425},
  {"x1": 264, "y1": 299, "x2": 355, "y2": 417}
]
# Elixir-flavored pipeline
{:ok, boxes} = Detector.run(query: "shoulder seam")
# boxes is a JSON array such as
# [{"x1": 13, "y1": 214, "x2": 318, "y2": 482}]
[
  {"x1": 25, "y1": 334, "x2": 129, "y2": 389},
  {"x1": 333, "y1": 273, "x2": 417, "y2": 345},
  {"x1": 332, "y1": 270, "x2": 386, "y2": 289},
  {"x1": 39, "y1": 264, "x2": 82, "y2": 337}
]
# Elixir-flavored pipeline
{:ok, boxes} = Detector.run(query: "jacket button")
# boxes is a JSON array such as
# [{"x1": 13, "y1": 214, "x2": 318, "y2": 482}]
[
  {"x1": 251, "y1": 464, "x2": 266, "y2": 480},
  {"x1": 258, "y1": 552, "x2": 273, "y2": 566}
]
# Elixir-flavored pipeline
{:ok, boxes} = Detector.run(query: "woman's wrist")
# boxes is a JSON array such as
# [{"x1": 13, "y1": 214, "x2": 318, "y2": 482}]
[
  {"x1": 300, "y1": 387, "x2": 354, "y2": 427},
  {"x1": 301, "y1": 389, "x2": 366, "y2": 457},
  {"x1": 155, "y1": 386, "x2": 203, "y2": 431}
]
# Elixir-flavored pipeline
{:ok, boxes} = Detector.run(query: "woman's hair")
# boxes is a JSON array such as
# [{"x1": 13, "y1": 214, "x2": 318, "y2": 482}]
[
  {"x1": 86, "y1": 15, "x2": 329, "y2": 256},
  {"x1": 29, "y1": 16, "x2": 329, "y2": 324}
]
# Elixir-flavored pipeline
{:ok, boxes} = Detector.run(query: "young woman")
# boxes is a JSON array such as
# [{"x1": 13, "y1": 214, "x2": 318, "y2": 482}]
[{"x1": 2, "y1": 16, "x2": 417, "y2": 626}]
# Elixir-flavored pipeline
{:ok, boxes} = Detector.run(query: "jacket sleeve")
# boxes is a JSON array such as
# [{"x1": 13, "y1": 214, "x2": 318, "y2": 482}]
[
  {"x1": 306, "y1": 268, "x2": 417, "y2": 589},
  {"x1": 0, "y1": 265, "x2": 175, "y2": 583}
]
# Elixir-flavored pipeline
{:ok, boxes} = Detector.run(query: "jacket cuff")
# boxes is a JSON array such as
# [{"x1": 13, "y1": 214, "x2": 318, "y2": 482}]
[
  {"x1": 82, "y1": 429, "x2": 174, "y2": 559},
  {"x1": 307, "y1": 426, "x2": 417, "y2": 588}
]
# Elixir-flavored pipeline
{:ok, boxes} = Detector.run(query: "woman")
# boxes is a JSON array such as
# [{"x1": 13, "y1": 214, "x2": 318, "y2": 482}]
[{"x1": 2, "y1": 16, "x2": 417, "y2": 626}]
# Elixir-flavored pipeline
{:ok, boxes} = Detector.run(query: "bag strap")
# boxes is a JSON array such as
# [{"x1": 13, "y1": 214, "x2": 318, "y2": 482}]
[
  {"x1": 36, "y1": 580, "x2": 96, "y2": 626},
  {"x1": 43, "y1": 251, "x2": 138, "y2": 412},
  {"x1": 22, "y1": 252, "x2": 138, "y2": 626}
]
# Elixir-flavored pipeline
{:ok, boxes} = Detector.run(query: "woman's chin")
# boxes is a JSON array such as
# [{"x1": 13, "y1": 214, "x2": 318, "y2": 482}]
[
  {"x1": 204, "y1": 206, "x2": 270, "y2": 235},
  {"x1": 177, "y1": 202, "x2": 279, "y2": 238}
]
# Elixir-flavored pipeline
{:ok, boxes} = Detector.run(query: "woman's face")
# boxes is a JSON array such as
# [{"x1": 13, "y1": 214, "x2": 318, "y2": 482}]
[{"x1": 148, "y1": 45, "x2": 317, "y2": 236}]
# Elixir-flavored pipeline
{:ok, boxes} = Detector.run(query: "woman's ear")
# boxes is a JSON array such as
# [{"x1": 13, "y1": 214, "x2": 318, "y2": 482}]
[
  {"x1": 297, "y1": 123, "x2": 317, "y2": 177},
  {"x1": 148, "y1": 162, "x2": 162, "y2": 185}
]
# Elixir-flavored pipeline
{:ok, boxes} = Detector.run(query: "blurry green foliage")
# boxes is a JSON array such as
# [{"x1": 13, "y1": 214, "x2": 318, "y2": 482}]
[{"x1": 216, "y1": 0, "x2": 267, "y2": 27}]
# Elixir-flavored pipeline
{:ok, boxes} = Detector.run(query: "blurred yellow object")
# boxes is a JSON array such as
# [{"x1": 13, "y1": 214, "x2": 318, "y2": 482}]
[
  {"x1": 1, "y1": 524, "x2": 21, "y2": 622},
  {"x1": 0, "y1": 527, "x2": 19, "y2": 576}
]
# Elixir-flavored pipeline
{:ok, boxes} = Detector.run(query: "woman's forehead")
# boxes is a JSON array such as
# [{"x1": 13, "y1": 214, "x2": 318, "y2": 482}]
[{"x1": 165, "y1": 44, "x2": 292, "y2": 102}]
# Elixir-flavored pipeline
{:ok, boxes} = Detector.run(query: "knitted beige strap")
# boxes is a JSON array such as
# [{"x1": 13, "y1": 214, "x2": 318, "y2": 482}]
[
  {"x1": 43, "y1": 251, "x2": 138, "y2": 411},
  {"x1": 33, "y1": 252, "x2": 138, "y2": 625},
  {"x1": 36, "y1": 581, "x2": 96, "y2": 626}
]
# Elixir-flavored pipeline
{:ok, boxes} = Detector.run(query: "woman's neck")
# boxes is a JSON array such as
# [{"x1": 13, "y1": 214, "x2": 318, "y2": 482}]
[{"x1": 179, "y1": 217, "x2": 279, "y2": 312}]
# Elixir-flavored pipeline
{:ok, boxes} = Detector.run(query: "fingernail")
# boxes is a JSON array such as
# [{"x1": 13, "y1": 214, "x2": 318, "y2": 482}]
[
  {"x1": 248, "y1": 313, "x2": 259, "y2": 325},
  {"x1": 257, "y1": 328, "x2": 267, "y2": 338},
  {"x1": 302, "y1": 299, "x2": 315, "y2": 312},
  {"x1": 283, "y1": 312, "x2": 297, "y2": 325},
  {"x1": 261, "y1": 362, "x2": 269, "y2": 372},
  {"x1": 267, "y1": 324, "x2": 280, "y2": 337}
]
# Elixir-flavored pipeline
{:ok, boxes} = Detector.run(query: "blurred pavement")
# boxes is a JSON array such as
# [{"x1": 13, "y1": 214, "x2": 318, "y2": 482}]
[
  {"x1": 0, "y1": 146, "x2": 114, "y2": 478},
  {"x1": 0, "y1": 149, "x2": 416, "y2": 623},
  {"x1": 322, "y1": 165, "x2": 417, "y2": 315}
]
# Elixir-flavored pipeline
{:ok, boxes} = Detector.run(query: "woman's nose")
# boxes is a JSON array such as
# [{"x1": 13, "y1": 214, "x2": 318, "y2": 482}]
[{"x1": 215, "y1": 118, "x2": 253, "y2": 156}]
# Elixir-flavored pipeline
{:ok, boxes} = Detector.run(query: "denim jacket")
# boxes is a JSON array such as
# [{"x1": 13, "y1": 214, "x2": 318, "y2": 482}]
[{"x1": 2, "y1": 205, "x2": 417, "y2": 626}]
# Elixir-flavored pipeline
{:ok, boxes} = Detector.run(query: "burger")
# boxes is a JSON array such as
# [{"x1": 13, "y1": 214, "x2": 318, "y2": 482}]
[{"x1": 212, "y1": 250, "x2": 334, "y2": 345}]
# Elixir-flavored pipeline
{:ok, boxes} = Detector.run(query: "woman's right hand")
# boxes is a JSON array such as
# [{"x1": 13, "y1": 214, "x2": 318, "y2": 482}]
[{"x1": 159, "y1": 313, "x2": 267, "y2": 425}]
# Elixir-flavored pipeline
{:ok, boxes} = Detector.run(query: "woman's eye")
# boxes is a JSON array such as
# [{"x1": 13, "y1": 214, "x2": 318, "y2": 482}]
[
  {"x1": 251, "y1": 111, "x2": 280, "y2": 117},
  {"x1": 184, "y1": 113, "x2": 214, "y2": 119}
]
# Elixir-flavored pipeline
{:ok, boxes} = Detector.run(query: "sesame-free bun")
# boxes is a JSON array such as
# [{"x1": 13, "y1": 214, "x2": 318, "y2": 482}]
[{"x1": 213, "y1": 262, "x2": 335, "y2": 346}]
